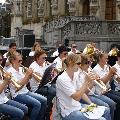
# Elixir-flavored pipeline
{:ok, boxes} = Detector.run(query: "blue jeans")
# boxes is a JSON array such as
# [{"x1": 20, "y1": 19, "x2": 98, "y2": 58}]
[
  {"x1": 89, "y1": 95, "x2": 116, "y2": 120},
  {"x1": 0, "y1": 100, "x2": 28, "y2": 120},
  {"x1": 27, "y1": 91, "x2": 47, "y2": 120},
  {"x1": 36, "y1": 84, "x2": 56, "y2": 120},
  {"x1": 13, "y1": 92, "x2": 42, "y2": 120},
  {"x1": 104, "y1": 90, "x2": 120, "y2": 120},
  {"x1": 62, "y1": 107, "x2": 111, "y2": 120}
]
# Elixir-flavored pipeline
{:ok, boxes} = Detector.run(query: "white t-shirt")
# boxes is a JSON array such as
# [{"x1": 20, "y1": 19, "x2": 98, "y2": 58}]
[
  {"x1": 29, "y1": 61, "x2": 46, "y2": 92},
  {"x1": 74, "y1": 68, "x2": 95, "y2": 95},
  {"x1": 0, "y1": 74, "x2": 9, "y2": 104},
  {"x1": 7, "y1": 67, "x2": 29, "y2": 98},
  {"x1": 29, "y1": 51, "x2": 35, "y2": 57},
  {"x1": 56, "y1": 71, "x2": 82, "y2": 117},
  {"x1": 113, "y1": 62, "x2": 120, "y2": 91},
  {"x1": 53, "y1": 57, "x2": 62, "y2": 70},
  {"x1": 92, "y1": 64, "x2": 110, "y2": 95},
  {"x1": 52, "y1": 50, "x2": 59, "y2": 57}
]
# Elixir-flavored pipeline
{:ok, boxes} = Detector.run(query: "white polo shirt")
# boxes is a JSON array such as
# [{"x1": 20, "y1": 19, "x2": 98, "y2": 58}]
[
  {"x1": 56, "y1": 71, "x2": 82, "y2": 117},
  {"x1": 53, "y1": 57, "x2": 62, "y2": 70},
  {"x1": 0, "y1": 73, "x2": 9, "y2": 104},
  {"x1": 7, "y1": 66, "x2": 29, "y2": 98},
  {"x1": 29, "y1": 61, "x2": 46, "y2": 92},
  {"x1": 113, "y1": 61, "x2": 120, "y2": 91}
]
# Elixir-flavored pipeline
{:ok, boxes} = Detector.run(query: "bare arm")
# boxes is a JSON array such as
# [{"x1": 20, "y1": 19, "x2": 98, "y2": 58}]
[
  {"x1": 82, "y1": 93, "x2": 92, "y2": 104},
  {"x1": 71, "y1": 81, "x2": 90, "y2": 101},
  {"x1": 0, "y1": 80, "x2": 9, "y2": 93}
]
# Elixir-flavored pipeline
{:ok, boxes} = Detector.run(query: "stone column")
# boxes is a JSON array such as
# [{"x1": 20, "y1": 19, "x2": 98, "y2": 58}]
[
  {"x1": 99, "y1": 0, "x2": 106, "y2": 20},
  {"x1": 76, "y1": 1, "x2": 83, "y2": 16},
  {"x1": 44, "y1": 0, "x2": 51, "y2": 21},
  {"x1": 116, "y1": 1, "x2": 120, "y2": 20},
  {"x1": 58, "y1": 0, "x2": 65, "y2": 16}
]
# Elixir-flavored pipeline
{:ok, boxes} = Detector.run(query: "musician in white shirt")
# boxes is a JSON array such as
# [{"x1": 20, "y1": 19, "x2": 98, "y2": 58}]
[
  {"x1": 0, "y1": 53, "x2": 28, "y2": 120},
  {"x1": 68, "y1": 43, "x2": 80, "y2": 55},
  {"x1": 7, "y1": 52, "x2": 46, "y2": 120},
  {"x1": 75, "y1": 54, "x2": 116, "y2": 120},
  {"x1": 56, "y1": 53, "x2": 111, "y2": 120},
  {"x1": 113, "y1": 50, "x2": 120, "y2": 91},
  {"x1": 53, "y1": 46, "x2": 68, "y2": 71},
  {"x1": 29, "y1": 50, "x2": 55, "y2": 120},
  {"x1": 92, "y1": 52, "x2": 120, "y2": 120}
]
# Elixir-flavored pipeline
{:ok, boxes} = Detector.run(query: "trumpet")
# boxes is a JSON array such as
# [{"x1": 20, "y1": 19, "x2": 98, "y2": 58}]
[
  {"x1": 83, "y1": 71, "x2": 107, "y2": 91},
  {"x1": 0, "y1": 65, "x2": 22, "y2": 92},
  {"x1": 21, "y1": 65, "x2": 42, "y2": 82}
]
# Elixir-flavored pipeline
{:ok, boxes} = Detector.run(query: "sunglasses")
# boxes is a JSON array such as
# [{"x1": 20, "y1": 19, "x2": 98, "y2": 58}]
[
  {"x1": 72, "y1": 46, "x2": 77, "y2": 48},
  {"x1": 42, "y1": 57, "x2": 47, "y2": 60},
  {"x1": 84, "y1": 61, "x2": 91, "y2": 64},
  {"x1": 76, "y1": 62, "x2": 81, "y2": 65},
  {"x1": 18, "y1": 60, "x2": 23, "y2": 63}
]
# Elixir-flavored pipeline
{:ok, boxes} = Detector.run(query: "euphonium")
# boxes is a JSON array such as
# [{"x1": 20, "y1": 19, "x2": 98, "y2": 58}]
[
  {"x1": 0, "y1": 65, "x2": 22, "y2": 91},
  {"x1": 86, "y1": 44, "x2": 94, "y2": 55},
  {"x1": 21, "y1": 65, "x2": 42, "y2": 82}
]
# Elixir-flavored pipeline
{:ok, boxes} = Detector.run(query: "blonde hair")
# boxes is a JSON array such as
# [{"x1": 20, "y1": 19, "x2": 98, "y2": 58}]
[
  {"x1": 65, "y1": 54, "x2": 80, "y2": 67},
  {"x1": 9, "y1": 52, "x2": 21, "y2": 63},
  {"x1": 32, "y1": 42, "x2": 41, "y2": 51}
]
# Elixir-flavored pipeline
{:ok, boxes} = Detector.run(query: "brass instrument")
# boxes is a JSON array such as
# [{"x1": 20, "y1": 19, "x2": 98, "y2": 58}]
[
  {"x1": 84, "y1": 44, "x2": 94, "y2": 56},
  {"x1": 108, "y1": 48, "x2": 119, "y2": 56},
  {"x1": 83, "y1": 71, "x2": 107, "y2": 91},
  {"x1": 0, "y1": 65, "x2": 22, "y2": 91},
  {"x1": 21, "y1": 65, "x2": 42, "y2": 82}
]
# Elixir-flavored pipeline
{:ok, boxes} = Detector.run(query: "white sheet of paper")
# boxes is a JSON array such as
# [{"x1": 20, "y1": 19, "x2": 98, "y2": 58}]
[{"x1": 83, "y1": 106, "x2": 106, "y2": 119}]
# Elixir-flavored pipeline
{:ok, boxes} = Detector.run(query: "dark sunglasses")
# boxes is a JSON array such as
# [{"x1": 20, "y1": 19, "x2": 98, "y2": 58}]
[
  {"x1": 76, "y1": 62, "x2": 81, "y2": 65},
  {"x1": 72, "y1": 46, "x2": 77, "y2": 48},
  {"x1": 18, "y1": 60, "x2": 23, "y2": 63},
  {"x1": 42, "y1": 57, "x2": 47, "y2": 60},
  {"x1": 85, "y1": 61, "x2": 91, "y2": 64}
]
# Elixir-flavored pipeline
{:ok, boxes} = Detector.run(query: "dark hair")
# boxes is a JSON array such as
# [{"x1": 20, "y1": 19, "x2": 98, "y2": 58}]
[
  {"x1": 34, "y1": 50, "x2": 46, "y2": 61},
  {"x1": 58, "y1": 46, "x2": 68, "y2": 54},
  {"x1": 9, "y1": 43, "x2": 17, "y2": 48}
]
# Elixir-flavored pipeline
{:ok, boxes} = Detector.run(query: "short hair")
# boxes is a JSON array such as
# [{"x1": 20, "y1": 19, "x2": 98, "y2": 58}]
[
  {"x1": 9, "y1": 43, "x2": 17, "y2": 48},
  {"x1": 34, "y1": 50, "x2": 46, "y2": 61},
  {"x1": 65, "y1": 54, "x2": 80, "y2": 67},
  {"x1": 58, "y1": 46, "x2": 68, "y2": 54}
]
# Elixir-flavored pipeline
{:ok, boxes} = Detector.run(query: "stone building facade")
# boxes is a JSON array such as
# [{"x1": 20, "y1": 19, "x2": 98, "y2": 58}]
[{"x1": 10, "y1": 0, "x2": 120, "y2": 51}]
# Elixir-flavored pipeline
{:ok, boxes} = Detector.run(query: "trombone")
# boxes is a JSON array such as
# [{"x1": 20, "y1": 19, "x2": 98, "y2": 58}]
[
  {"x1": 21, "y1": 65, "x2": 42, "y2": 82},
  {"x1": 0, "y1": 65, "x2": 22, "y2": 92}
]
